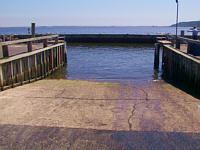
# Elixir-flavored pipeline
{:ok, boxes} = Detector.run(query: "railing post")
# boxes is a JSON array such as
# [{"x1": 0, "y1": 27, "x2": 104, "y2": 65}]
[
  {"x1": 2, "y1": 35, "x2": 5, "y2": 42},
  {"x1": 57, "y1": 47, "x2": 59, "y2": 67},
  {"x1": 19, "y1": 59, "x2": 24, "y2": 85},
  {"x1": 0, "y1": 45, "x2": 3, "y2": 58},
  {"x1": 43, "y1": 51, "x2": 47, "y2": 76},
  {"x1": 2, "y1": 45, "x2": 9, "y2": 57},
  {"x1": 27, "y1": 56, "x2": 31, "y2": 82},
  {"x1": 43, "y1": 39, "x2": 48, "y2": 48},
  {"x1": 176, "y1": 38, "x2": 181, "y2": 49},
  {"x1": 58, "y1": 46, "x2": 61, "y2": 66},
  {"x1": 0, "y1": 65, "x2": 4, "y2": 90},
  {"x1": 40, "y1": 52, "x2": 44, "y2": 77},
  {"x1": 55, "y1": 37, "x2": 58, "y2": 44},
  {"x1": 181, "y1": 30, "x2": 185, "y2": 37},
  {"x1": 10, "y1": 61, "x2": 14, "y2": 87},
  {"x1": 27, "y1": 41, "x2": 33, "y2": 52},
  {"x1": 34, "y1": 54, "x2": 37, "y2": 80},
  {"x1": 50, "y1": 49, "x2": 53, "y2": 71}
]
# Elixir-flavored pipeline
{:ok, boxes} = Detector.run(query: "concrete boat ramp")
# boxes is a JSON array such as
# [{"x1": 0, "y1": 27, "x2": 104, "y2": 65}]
[{"x1": 0, "y1": 79, "x2": 200, "y2": 150}]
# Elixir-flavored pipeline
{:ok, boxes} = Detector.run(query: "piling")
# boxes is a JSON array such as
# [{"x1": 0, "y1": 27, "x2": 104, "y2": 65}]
[
  {"x1": 31, "y1": 23, "x2": 36, "y2": 37},
  {"x1": 176, "y1": 39, "x2": 181, "y2": 49},
  {"x1": 181, "y1": 30, "x2": 185, "y2": 37},
  {"x1": 154, "y1": 43, "x2": 160, "y2": 69}
]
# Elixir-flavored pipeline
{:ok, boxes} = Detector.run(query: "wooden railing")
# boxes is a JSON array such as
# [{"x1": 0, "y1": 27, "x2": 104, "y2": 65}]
[
  {"x1": 162, "y1": 45, "x2": 200, "y2": 95},
  {"x1": 165, "y1": 35, "x2": 200, "y2": 56},
  {"x1": 0, "y1": 35, "x2": 59, "y2": 58},
  {"x1": 0, "y1": 35, "x2": 67, "y2": 90}
]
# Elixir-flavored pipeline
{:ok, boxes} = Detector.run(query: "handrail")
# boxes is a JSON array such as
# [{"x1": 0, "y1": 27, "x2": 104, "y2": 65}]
[
  {"x1": 177, "y1": 36, "x2": 200, "y2": 45},
  {"x1": 0, "y1": 35, "x2": 58, "y2": 46},
  {"x1": 0, "y1": 43, "x2": 64, "y2": 65},
  {"x1": 164, "y1": 45, "x2": 200, "y2": 64}
]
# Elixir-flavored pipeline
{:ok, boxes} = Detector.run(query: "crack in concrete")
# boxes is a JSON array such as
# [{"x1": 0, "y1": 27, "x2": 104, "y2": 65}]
[
  {"x1": 127, "y1": 86, "x2": 149, "y2": 131},
  {"x1": 127, "y1": 101, "x2": 147, "y2": 131},
  {"x1": 128, "y1": 104, "x2": 136, "y2": 131}
]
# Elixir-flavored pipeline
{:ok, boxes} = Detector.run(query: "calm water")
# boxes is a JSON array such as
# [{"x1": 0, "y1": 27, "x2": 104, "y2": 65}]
[
  {"x1": 63, "y1": 43, "x2": 161, "y2": 84},
  {"x1": 0, "y1": 26, "x2": 191, "y2": 35}
]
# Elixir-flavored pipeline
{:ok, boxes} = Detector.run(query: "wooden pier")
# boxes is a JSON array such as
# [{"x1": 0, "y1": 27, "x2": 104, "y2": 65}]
[
  {"x1": 0, "y1": 35, "x2": 67, "y2": 90},
  {"x1": 155, "y1": 36, "x2": 200, "y2": 95}
]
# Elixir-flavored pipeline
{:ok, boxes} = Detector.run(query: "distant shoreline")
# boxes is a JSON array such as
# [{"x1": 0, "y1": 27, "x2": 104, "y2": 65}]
[
  {"x1": 171, "y1": 21, "x2": 200, "y2": 27},
  {"x1": 0, "y1": 25, "x2": 173, "y2": 28}
]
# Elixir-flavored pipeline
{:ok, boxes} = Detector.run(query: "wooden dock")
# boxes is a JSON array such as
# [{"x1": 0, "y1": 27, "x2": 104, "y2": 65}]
[
  {"x1": 0, "y1": 35, "x2": 67, "y2": 90},
  {"x1": 155, "y1": 36, "x2": 200, "y2": 95}
]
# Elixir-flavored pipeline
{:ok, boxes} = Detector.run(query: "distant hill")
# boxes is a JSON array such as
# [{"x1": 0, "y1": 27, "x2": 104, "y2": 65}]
[{"x1": 171, "y1": 21, "x2": 200, "y2": 27}]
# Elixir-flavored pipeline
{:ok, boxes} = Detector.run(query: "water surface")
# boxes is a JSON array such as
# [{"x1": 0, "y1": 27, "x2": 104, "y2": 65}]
[{"x1": 63, "y1": 43, "x2": 161, "y2": 84}]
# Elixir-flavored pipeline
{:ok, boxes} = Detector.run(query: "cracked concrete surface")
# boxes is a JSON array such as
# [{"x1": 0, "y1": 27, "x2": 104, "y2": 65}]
[{"x1": 0, "y1": 79, "x2": 200, "y2": 150}]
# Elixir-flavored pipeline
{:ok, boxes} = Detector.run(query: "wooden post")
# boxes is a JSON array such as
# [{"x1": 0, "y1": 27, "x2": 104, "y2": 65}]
[
  {"x1": 10, "y1": 61, "x2": 14, "y2": 87},
  {"x1": 43, "y1": 51, "x2": 47, "y2": 76},
  {"x1": 55, "y1": 37, "x2": 59, "y2": 44},
  {"x1": 2, "y1": 35, "x2": 5, "y2": 42},
  {"x1": 19, "y1": 59, "x2": 24, "y2": 85},
  {"x1": 31, "y1": 23, "x2": 36, "y2": 37},
  {"x1": 27, "y1": 41, "x2": 33, "y2": 52},
  {"x1": 40, "y1": 52, "x2": 44, "y2": 77},
  {"x1": 58, "y1": 46, "x2": 61, "y2": 66},
  {"x1": 27, "y1": 56, "x2": 31, "y2": 82},
  {"x1": 176, "y1": 40, "x2": 181, "y2": 49},
  {"x1": 50, "y1": 49, "x2": 53, "y2": 71},
  {"x1": 2, "y1": 45, "x2": 9, "y2": 57},
  {"x1": 181, "y1": 30, "x2": 185, "y2": 37},
  {"x1": 57, "y1": 47, "x2": 59, "y2": 67},
  {"x1": 9, "y1": 35, "x2": 12, "y2": 41},
  {"x1": 154, "y1": 43, "x2": 160, "y2": 69},
  {"x1": 0, "y1": 65, "x2": 4, "y2": 90},
  {"x1": 43, "y1": 39, "x2": 48, "y2": 48},
  {"x1": 34, "y1": 54, "x2": 37, "y2": 80},
  {"x1": 0, "y1": 46, "x2": 3, "y2": 58},
  {"x1": 187, "y1": 42, "x2": 192, "y2": 54}
]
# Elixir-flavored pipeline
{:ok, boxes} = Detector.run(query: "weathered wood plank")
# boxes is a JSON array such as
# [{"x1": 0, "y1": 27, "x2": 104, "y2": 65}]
[
  {"x1": 164, "y1": 45, "x2": 200, "y2": 64},
  {"x1": 0, "y1": 35, "x2": 58, "y2": 46},
  {"x1": 162, "y1": 45, "x2": 200, "y2": 95},
  {"x1": 0, "y1": 43, "x2": 64, "y2": 64}
]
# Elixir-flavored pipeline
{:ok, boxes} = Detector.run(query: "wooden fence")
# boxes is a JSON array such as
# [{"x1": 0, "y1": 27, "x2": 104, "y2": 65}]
[
  {"x1": 162, "y1": 45, "x2": 200, "y2": 95},
  {"x1": 0, "y1": 35, "x2": 67, "y2": 90}
]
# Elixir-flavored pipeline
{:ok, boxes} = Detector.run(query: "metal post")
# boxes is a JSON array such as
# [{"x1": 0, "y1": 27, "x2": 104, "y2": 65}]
[{"x1": 175, "y1": 0, "x2": 179, "y2": 42}]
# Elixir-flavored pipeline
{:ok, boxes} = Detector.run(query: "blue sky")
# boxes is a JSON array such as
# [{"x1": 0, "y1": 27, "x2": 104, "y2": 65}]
[{"x1": 0, "y1": 0, "x2": 199, "y2": 27}]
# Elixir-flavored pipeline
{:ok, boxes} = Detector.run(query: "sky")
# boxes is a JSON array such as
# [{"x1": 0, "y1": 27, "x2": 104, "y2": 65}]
[{"x1": 0, "y1": 0, "x2": 199, "y2": 27}]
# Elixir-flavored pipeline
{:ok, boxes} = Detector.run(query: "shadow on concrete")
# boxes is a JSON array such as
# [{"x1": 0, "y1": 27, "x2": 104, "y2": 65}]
[{"x1": 0, "y1": 124, "x2": 200, "y2": 150}]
